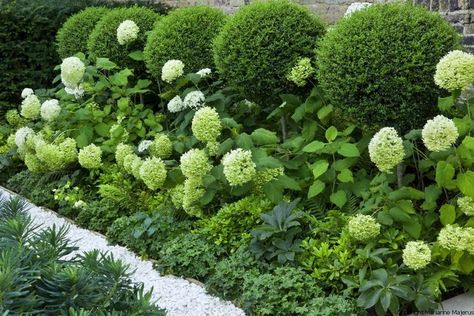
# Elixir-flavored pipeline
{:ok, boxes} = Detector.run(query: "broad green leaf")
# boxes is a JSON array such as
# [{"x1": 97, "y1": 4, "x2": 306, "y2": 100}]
[
  {"x1": 330, "y1": 190, "x2": 347, "y2": 208},
  {"x1": 308, "y1": 180, "x2": 325, "y2": 198},
  {"x1": 117, "y1": 97, "x2": 129, "y2": 111},
  {"x1": 458, "y1": 253, "x2": 474, "y2": 274},
  {"x1": 337, "y1": 143, "x2": 360, "y2": 157},
  {"x1": 94, "y1": 123, "x2": 109, "y2": 137},
  {"x1": 325, "y1": 126, "x2": 338, "y2": 142},
  {"x1": 235, "y1": 133, "x2": 253, "y2": 149},
  {"x1": 317, "y1": 105, "x2": 333, "y2": 120},
  {"x1": 337, "y1": 169, "x2": 354, "y2": 183},
  {"x1": 251, "y1": 128, "x2": 279, "y2": 145},
  {"x1": 403, "y1": 221, "x2": 421, "y2": 239},
  {"x1": 389, "y1": 187, "x2": 424, "y2": 201},
  {"x1": 303, "y1": 141, "x2": 325, "y2": 153},
  {"x1": 440, "y1": 204, "x2": 456, "y2": 226},
  {"x1": 96, "y1": 58, "x2": 117, "y2": 70},
  {"x1": 389, "y1": 207, "x2": 411, "y2": 222},
  {"x1": 264, "y1": 182, "x2": 284, "y2": 203},
  {"x1": 312, "y1": 160, "x2": 329, "y2": 179},
  {"x1": 435, "y1": 161, "x2": 456, "y2": 189},
  {"x1": 458, "y1": 171, "x2": 474, "y2": 199},
  {"x1": 128, "y1": 50, "x2": 144, "y2": 61},
  {"x1": 438, "y1": 95, "x2": 455, "y2": 112},
  {"x1": 276, "y1": 175, "x2": 301, "y2": 191},
  {"x1": 378, "y1": 211, "x2": 393, "y2": 225}
]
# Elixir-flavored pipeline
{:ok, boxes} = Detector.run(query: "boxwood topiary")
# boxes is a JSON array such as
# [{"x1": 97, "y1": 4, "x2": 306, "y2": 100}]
[
  {"x1": 87, "y1": 6, "x2": 159, "y2": 71},
  {"x1": 213, "y1": 0, "x2": 325, "y2": 104},
  {"x1": 316, "y1": 3, "x2": 460, "y2": 132},
  {"x1": 144, "y1": 6, "x2": 226, "y2": 79},
  {"x1": 56, "y1": 7, "x2": 109, "y2": 59}
]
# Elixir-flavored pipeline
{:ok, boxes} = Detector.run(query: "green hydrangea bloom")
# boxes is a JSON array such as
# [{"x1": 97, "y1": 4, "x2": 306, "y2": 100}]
[
  {"x1": 402, "y1": 241, "x2": 431, "y2": 270},
  {"x1": 131, "y1": 157, "x2": 143, "y2": 179},
  {"x1": 434, "y1": 50, "x2": 474, "y2": 91},
  {"x1": 286, "y1": 57, "x2": 314, "y2": 87},
  {"x1": 24, "y1": 153, "x2": 45, "y2": 173},
  {"x1": 422, "y1": 115, "x2": 458, "y2": 152},
  {"x1": 149, "y1": 134, "x2": 173, "y2": 159},
  {"x1": 368, "y1": 127, "x2": 405, "y2": 173},
  {"x1": 192, "y1": 106, "x2": 222, "y2": 143},
  {"x1": 14, "y1": 127, "x2": 34, "y2": 150},
  {"x1": 458, "y1": 196, "x2": 474, "y2": 216},
  {"x1": 348, "y1": 214, "x2": 380, "y2": 241},
  {"x1": 254, "y1": 167, "x2": 285, "y2": 192},
  {"x1": 61, "y1": 56, "x2": 85, "y2": 88},
  {"x1": 36, "y1": 143, "x2": 65, "y2": 171},
  {"x1": 438, "y1": 225, "x2": 473, "y2": 253},
  {"x1": 115, "y1": 143, "x2": 134, "y2": 167},
  {"x1": 183, "y1": 177, "x2": 204, "y2": 217},
  {"x1": 139, "y1": 157, "x2": 167, "y2": 190},
  {"x1": 6, "y1": 109, "x2": 24, "y2": 127},
  {"x1": 20, "y1": 94, "x2": 41, "y2": 119},
  {"x1": 180, "y1": 149, "x2": 212, "y2": 179},
  {"x1": 78, "y1": 144, "x2": 102, "y2": 169},
  {"x1": 123, "y1": 153, "x2": 141, "y2": 175},
  {"x1": 58, "y1": 138, "x2": 78, "y2": 164},
  {"x1": 206, "y1": 141, "x2": 219, "y2": 157},
  {"x1": 170, "y1": 184, "x2": 185, "y2": 209},
  {"x1": 222, "y1": 148, "x2": 256, "y2": 186}
]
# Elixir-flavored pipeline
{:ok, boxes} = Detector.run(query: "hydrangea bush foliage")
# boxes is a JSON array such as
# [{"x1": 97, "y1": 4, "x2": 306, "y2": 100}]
[{"x1": 1, "y1": 2, "x2": 474, "y2": 315}]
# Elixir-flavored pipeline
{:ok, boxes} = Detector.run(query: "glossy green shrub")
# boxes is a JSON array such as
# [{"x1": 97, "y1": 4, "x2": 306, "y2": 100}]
[
  {"x1": 87, "y1": 6, "x2": 159, "y2": 70},
  {"x1": 56, "y1": 7, "x2": 109, "y2": 59},
  {"x1": 0, "y1": 0, "x2": 93, "y2": 109},
  {"x1": 213, "y1": 0, "x2": 325, "y2": 104},
  {"x1": 144, "y1": 6, "x2": 226, "y2": 79},
  {"x1": 316, "y1": 3, "x2": 459, "y2": 132},
  {"x1": 198, "y1": 196, "x2": 272, "y2": 251}
]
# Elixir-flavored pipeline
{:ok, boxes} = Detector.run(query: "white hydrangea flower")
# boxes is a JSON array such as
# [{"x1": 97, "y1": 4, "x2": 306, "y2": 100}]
[
  {"x1": 21, "y1": 88, "x2": 34, "y2": 99},
  {"x1": 61, "y1": 57, "x2": 85, "y2": 88},
  {"x1": 167, "y1": 95, "x2": 186, "y2": 113},
  {"x1": 196, "y1": 68, "x2": 212, "y2": 78},
  {"x1": 15, "y1": 127, "x2": 34, "y2": 149},
  {"x1": 117, "y1": 20, "x2": 140, "y2": 45},
  {"x1": 184, "y1": 91, "x2": 205, "y2": 110},
  {"x1": 20, "y1": 94, "x2": 41, "y2": 119},
  {"x1": 368, "y1": 127, "x2": 405, "y2": 173},
  {"x1": 40, "y1": 99, "x2": 61, "y2": 121},
  {"x1": 161, "y1": 59, "x2": 185, "y2": 83},
  {"x1": 138, "y1": 140, "x2": 153, "y2": 153},
  {"x1": 402, "y1": 241, "x2": 431, "y2": 270},
  {"x1": 422, "y1": 115, "x2": 459, "y2": 152},
  {"x1": 222, "y1": 148, "x2": 256, "y2": 186},
  {"x1": 434, "y1": 50, "x2": 474, "y2": 92},
  {"x1": 64, "y1": 84, "x2": 85, "y2": 99}
]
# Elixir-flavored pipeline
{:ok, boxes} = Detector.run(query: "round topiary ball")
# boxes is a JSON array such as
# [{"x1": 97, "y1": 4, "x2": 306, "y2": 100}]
[
  {"x1": 144, "y1": 6, "x2": 226, "y2": 79},
  {"x1": 213, "y1": 0, "x2": 325, "y2": 104},
  {"x1": 316, "y1": 3, "x2": 460, "y2": 132},
  {"x1": 87, "y1": 6, "x2": 159, "y2": 70},
  {"x1": 56, "y1": 7, "x2": 109, "y2": 59}
]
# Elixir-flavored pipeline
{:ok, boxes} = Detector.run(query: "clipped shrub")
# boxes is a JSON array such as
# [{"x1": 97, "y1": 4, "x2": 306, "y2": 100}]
[
  {"x1": 316, "y1": 3, "x2": 459, "y2": 132},
  {"x1": 213, "y1": 0, "x2": 325, "y2": 103},
  {"x1": 56, "y1": 7, "x2": 109, "y2": 59},
  {"x1": 0, "y1": 0, "x2": 94, "y2": 109},
  {"x1": 144, "y1": 6, "x2": 226, "y2": 79},
  {"x1": 87, "y1": 6, "x2": 159, "y2": 70}
]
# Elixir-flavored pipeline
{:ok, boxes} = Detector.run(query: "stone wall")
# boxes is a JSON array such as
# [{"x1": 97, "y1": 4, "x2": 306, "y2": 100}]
[
  {"x1": 413, "y1": 0, "x2": 474, "y2": 51},
  {"x1": 160, "y1": 0, "x2": 474, "y2": 50}
]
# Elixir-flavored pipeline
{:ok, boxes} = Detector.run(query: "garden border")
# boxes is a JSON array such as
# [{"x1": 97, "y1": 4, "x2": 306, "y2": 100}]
[{"x1": 0, "y1": 186, "x2": 245, "y2": 316}]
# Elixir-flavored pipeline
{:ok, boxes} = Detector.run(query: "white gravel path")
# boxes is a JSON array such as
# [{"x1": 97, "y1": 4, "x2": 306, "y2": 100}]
[{"x1": 0, "y1": 186, "x2": 245, "y2": 316}]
